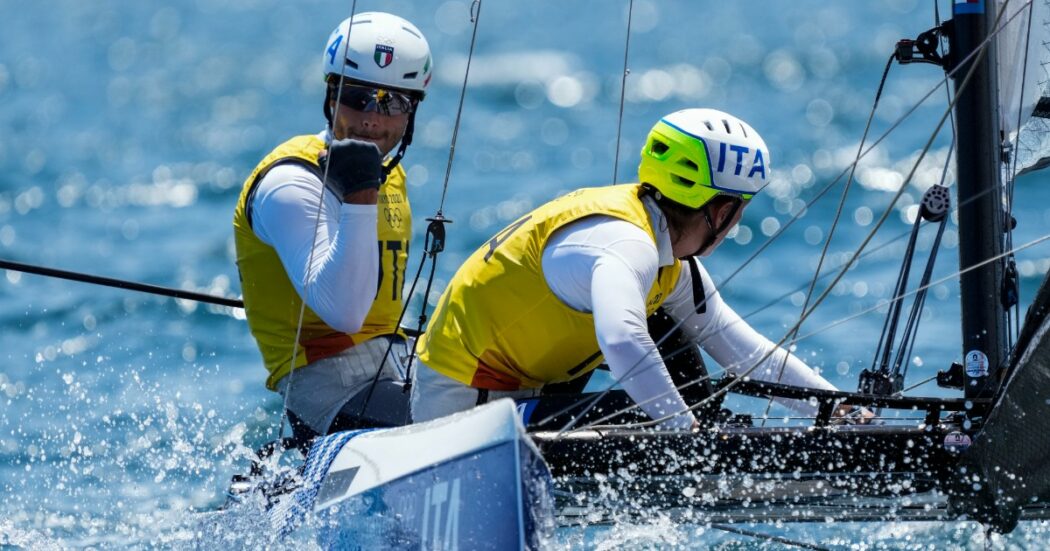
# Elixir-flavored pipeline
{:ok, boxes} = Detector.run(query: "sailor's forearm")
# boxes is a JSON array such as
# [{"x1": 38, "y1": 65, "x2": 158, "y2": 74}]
[{"x1": 302, "y1": 203, "x2": 379, "y2": 333}]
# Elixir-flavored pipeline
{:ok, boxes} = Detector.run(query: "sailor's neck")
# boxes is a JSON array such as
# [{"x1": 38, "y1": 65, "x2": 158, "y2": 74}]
[{"x1": 641, "y1": 194, "x2": 676, "y2": 267}]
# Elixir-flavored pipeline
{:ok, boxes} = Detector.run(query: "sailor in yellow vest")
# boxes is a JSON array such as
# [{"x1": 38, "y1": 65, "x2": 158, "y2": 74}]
[
  {"x1": 414, "y1": 108, "x2": 860, "y2": 428},
  {"x1": 232, "y1": 13, "x2": 431, "y2": 441}
]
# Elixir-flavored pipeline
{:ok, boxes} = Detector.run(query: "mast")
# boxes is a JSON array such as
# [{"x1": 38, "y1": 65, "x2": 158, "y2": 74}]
[{"x1": 949, "y1": 0, "x2": 1009, "y2": 402}]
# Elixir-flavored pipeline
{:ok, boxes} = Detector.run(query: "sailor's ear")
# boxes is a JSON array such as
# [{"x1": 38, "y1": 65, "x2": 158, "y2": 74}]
[{"x1": 712, "y1": 199, "x2": 740, "y2": 226}]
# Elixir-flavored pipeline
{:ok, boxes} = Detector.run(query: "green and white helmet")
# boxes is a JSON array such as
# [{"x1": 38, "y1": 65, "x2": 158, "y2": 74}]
[
  {"x1": 323, "y1": 12, "x2": 433, "y2": 98},
  {"x1": 639, "y1": 108, "x2": 770, "y2": 209}
]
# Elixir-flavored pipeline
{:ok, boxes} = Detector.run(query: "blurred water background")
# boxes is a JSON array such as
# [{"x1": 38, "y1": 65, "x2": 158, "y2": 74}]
[{"x1": 2, "y1": 0, "x2": 1050, "y2": 548}]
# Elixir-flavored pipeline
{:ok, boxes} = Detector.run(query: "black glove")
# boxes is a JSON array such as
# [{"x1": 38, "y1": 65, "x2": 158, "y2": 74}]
[{"x1": 318, "y1": 138, "x2": 383, "y2": 200}]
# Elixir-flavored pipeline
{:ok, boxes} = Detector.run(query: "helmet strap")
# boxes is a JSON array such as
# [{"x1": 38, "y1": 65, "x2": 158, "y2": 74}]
[
  {"x1": 690, "y1": 197, "x2": 743, "y2": 258},
  {"x1": 381, "y1": 104, "x2": 418, "y2": 181},
  {"x1": 323, "y1": 83, "x2": 336, "y2": 128}
]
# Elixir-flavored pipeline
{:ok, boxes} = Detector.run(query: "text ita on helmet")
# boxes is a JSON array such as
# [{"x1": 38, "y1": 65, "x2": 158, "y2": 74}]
[
  {"x1": 323, "y1": 12, "x2": 433, "y2": 98},
  {"x1": 638, "y1": 108, "x2": 770, "y2": 210}
]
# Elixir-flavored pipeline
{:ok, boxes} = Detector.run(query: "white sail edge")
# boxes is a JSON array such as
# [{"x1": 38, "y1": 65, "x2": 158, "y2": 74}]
[{"x1": 999, "y1": 0, "x2": 1050, "y2": 174}]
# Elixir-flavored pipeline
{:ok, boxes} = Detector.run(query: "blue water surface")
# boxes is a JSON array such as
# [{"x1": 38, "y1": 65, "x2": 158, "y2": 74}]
[{"x1": 2, "y1": 0, "x2": 1050, "y2": 548}]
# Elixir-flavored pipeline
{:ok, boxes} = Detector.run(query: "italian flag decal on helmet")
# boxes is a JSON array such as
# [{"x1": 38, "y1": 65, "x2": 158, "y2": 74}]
[{"x1": 374, "y1": 44, "x2": 394, "y2": 68}]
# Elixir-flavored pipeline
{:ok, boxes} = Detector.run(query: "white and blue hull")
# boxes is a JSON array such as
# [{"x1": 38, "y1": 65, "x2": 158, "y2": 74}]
[{"x1": 271, "y1": 399, "x2": 553, "y2": 549}]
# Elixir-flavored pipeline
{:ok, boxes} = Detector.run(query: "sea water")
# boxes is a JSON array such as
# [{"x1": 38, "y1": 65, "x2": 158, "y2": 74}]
[{"x1": 2, "y1": 0, "x2": 1050, "y2": 548}]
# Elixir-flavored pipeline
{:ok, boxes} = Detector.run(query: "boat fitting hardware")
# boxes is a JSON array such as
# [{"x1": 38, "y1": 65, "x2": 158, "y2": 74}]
[
  {"x1": 895, "y1": 24, "x2": 949, "y2": 67},
  {"x1": 1002, "y1": 260, "x2": 1019, "y2": 309},
  {"x1": 919, "y1": 184, "x2": 951, "y2": 222},
  {"x1": 937, "y1": 362, "x2": 966, "y2": 390}
]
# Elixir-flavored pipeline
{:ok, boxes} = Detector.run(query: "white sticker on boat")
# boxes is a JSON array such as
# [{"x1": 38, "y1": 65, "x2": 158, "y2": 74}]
[
  {"x1": 421, "y1": 478, "x2": 461, "y2": 549},
  {"x1": 944, "y1": 431, "x2": 972, "y2": 452},
  {"x1": 964, "y1": 350, "x2": 989, "y2": 377}
]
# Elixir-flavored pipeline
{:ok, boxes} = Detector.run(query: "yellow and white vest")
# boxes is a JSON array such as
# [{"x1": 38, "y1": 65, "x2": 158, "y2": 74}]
[
  {"x1": 233, "y1": 135, "x2": 411, "y2": 390},
  {"x1": 416, "y1": 184, "x2": 681, "y2": 390}
]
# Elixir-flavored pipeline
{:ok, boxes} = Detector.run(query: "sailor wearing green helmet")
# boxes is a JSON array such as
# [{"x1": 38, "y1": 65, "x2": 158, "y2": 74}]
[
  {"x1": 638, "y1": 109, "x2": 768, "y2": 258},
  {"x1": 412, "y1": 108, "x2": 856, "y2": 428}
]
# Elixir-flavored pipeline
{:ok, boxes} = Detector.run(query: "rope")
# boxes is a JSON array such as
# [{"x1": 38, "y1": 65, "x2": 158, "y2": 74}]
[
  {"x1": 893, "y1": 213, "x2": 949, "y2": 383},
  {"x1": 357, "y1": 0, "x2": 485, "y2": 418},
  {"x1": 557, "y1": 6, "x2": 1014, "y2": 433},
  {"x1": 759, "y1": 52, "x2": 896, "y2": 426},
  {"x1": 436, "y1": 0, "x2": 484, "y2": 214},
  {"x1": 542, "y1": 0, "x2": 1029, "y2": 434},
  {"x1": 278, "y1": 0, "x2": 361, "y2": 441},
  {"x1": 610, "y1": 0, "x2": 634, "y2": 185},
  {"x1": 796, "y1": 233, "x2": 1050, "y2": 345},
  {"x1": 871, "y1": 208, "x2": 925, "y2": 379},
  {"x1": 742, "y1": 225, "x2": 917, "y2": 320},
  {"x1": 600, "y1": 230, "x2": 1050, "y2": 432}
]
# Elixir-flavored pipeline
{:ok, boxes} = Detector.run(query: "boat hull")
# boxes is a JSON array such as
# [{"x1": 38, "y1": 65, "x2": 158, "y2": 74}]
[
  {"x1": 270, "y1": 398, "x2": 553, "y2": 549},
  {"x1": 315, "y1": 438, "x2": 550, "y2": 549}
]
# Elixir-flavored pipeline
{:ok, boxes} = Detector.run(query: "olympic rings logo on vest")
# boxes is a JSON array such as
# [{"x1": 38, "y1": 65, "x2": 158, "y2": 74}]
[{"x1": 384, "y1": 207, "x2": 403, "y2": 228}]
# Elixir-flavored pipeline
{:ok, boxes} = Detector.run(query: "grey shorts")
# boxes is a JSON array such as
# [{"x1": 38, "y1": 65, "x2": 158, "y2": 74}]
[
  {"x1": 276, "y1": 335, "x2": 408, "y2": 434},
  {"x1": 409, "y1": 361, "x2": 539, "y2": 423}
]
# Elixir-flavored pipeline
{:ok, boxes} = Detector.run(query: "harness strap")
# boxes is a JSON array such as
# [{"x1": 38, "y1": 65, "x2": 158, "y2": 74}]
[
  {"x1": 381, "y1": 108, "x2": 417, "y2": 180},
  {"x1": 688, "y1": 256, "x2": 707, "y2": 314},
  {"x1": 245, "y1": 158, "x2": 324, "y2": 229},
  {"x1": 693, "y1": 198, "x2": 743, "y2": 257}
]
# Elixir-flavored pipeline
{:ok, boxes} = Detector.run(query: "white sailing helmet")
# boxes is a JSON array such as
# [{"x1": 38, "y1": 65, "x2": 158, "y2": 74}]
[
  {"x1": 639, "y1": 108, "x2": 770, "y2": 209},
  {"x1": 323, "y1": 12, "x2": 433, "y2": 98}
]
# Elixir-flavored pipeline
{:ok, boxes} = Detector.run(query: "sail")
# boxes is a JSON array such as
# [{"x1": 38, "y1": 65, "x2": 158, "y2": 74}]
[
  {"x1": 998, "y1": 0, "x2": 1050, "y2": 173},
  {"x1": 950, "y1": 260, "x2": 1050, "y2": 532}
]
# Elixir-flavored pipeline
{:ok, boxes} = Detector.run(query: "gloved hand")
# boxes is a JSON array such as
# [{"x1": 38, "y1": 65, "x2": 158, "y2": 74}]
[
  {"x1": 318, "y1": 138, "x2": 383, "y2": 201},
  {"x1": 831, "y1": 405, "x2": 879, "y2": 425}
]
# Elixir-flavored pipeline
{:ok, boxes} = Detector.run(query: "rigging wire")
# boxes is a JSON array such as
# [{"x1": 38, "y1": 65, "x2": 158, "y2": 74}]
[
  {"x1": 743, "y1": 167, "x2": 1019, "y2": 323},
  {"x1": 795, "y1": 233, "x2": 1050, "y2": 345},
  {"x1": 277, "y1": 0, "x2": 361, "y2": 442},
  {"x1": 596, "y1": 230, "x2": 1050, "y2": 431},
  {"x1": 3, "y1": 0, "x2": 1025, "y2": 436},
  {"x1": 864, "y1": 186, "x2": 949, "y2": 396},
  {"x1": 610, "y1": 0, "x2": 634, "y2": 185},
  {"x1": 607, "y1": 176, "x2": 1008, "y2": 420},
  {"x1": 746, "y1": 158, "x2": 1011, "y2": 324},
  {"x1": 865, "y1": 144, "x2": 953, "y2": 396},
  {"x1": 537, "y1": 0, "x2": 1033, "y2": 431},
  {"x1": 742, "y1": 225, "x2": 925, "y2": 320},
  {"x1": 900, "y1": 373, "x2": 939, "y2": 394},
  {"x1": 436, "y1": 0, "x2": 484, "y2": 215},
  {"x1": 894, "y1": 196, "x2": 949, "y2": 385},
  {"x1": 936, "y1": 0, "x2": 959, "y2": 144},
  {"x1": 866, "y1": 216, "x2": 923, "y2": 383},
  {"x1": 758, "y1": 51, "x2": 897, "y2": 427},
  {"x1": 357, "y1": 0, "x2": 485, "y2": 418},
  {"x1": 559, "y1": 3, "x2": 1016, "y2": 433}
]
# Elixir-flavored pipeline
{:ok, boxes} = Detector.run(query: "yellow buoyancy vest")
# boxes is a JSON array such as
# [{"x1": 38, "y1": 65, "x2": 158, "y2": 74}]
[
  {"x1": 233, "y1": 134, "x2": 411, "y2": 390},
  {"x1": 416, "y1": 184, "x2": 681, "y2": 390}
]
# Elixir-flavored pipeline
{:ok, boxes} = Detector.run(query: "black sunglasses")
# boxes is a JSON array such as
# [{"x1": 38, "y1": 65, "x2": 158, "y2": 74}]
[{"x1": 333, "y1": 84, "x2": 415, "y2": 115}]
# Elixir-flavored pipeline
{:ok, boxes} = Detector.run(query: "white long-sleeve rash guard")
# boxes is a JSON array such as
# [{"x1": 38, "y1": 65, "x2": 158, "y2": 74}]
[
  {"x1": 250, "y1": 139, "x2": 378, "y2": 334},
  {"x1": 541, "y1": 196, "x2": 837, "y2": 429}
]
